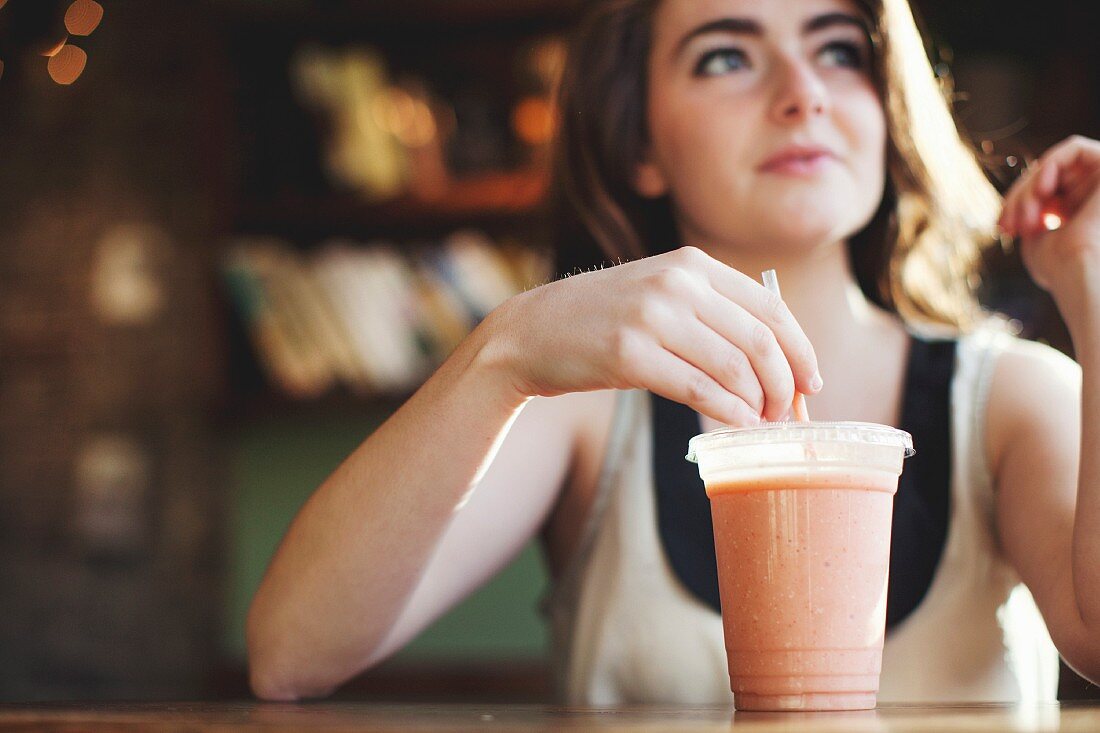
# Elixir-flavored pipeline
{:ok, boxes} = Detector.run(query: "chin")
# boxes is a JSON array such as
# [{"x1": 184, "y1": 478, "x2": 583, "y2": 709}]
[
  {"x1": 757, "y1": 214, "x2": 852, "y2": 248},
  {"x1": 758, "y1": 195, "x2": 874, "y2": 244}
]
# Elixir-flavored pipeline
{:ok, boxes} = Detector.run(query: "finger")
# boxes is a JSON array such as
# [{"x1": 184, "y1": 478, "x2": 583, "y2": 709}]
[
  {"x1": 629, "y1": 341, "x2": 761, "y2": 427},
  {"x1": 1033, "y1": 153, "x2": 1061, "y2": 199},
  {"x1": 1059, "y1": 168, "x2": 1100, "y2": 215},
  {"x1": 1059, "y1": 161, "x2": 1093, "y2": 194},
  {"x1": 693, "y1": 293, "x2": 798, "y2": 421},
  {"x1": 691, "y1": 254, "x2": 821, "y2": 395},
  {"x1": 1038, "y1": 136, "x2": 1100, "y2": 176},
  {"x1": 1008, "y1": 161, "x2": 1055, "y2": 238},
  {"x1": 1019, "y1": 161, "x2": 1099, "y2": 237},
  {"x1": 1021, "y1": 194, "x2": 1043, "y2": 238},
  {"x1": 1016, "y1": 137, "x2": 1100, "y2": 235},
  {"x1": 657, "y1": 317, "x2": 766, "y2": 418},
  {"x1": 1023, "y1": 156, "x2": 1070, "y2": 235}
]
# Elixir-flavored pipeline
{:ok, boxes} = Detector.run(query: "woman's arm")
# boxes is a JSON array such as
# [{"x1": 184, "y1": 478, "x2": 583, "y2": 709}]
[
  {"x1": 993, "y1": 135, "x2": 1100, "y2": 682},
  {"x1": 245, "y1": 318, "x2": 546, "y2": 700},
  {"x1": 988, "y1": 338, "x2": 1090, "y2": 675},
  {"x1": 246, "y1": 246, "x2": 823, "y2": 700}
]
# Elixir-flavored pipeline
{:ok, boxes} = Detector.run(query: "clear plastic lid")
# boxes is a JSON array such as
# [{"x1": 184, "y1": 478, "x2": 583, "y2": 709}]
[{"x1": 686, "y1": 421, "x2": 914, "y2": 463}]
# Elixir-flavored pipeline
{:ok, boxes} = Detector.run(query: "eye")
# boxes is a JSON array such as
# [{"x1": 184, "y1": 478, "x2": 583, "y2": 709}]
[
  {"x1": 818, "y1": 41, "x2": 865, "y2": 69},
  {"x1": 694, "y1": 48, "x2": 749, "y2": 77}
]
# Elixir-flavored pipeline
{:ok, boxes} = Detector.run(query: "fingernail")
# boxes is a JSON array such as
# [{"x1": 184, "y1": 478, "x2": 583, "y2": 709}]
[{"x1": 810, "y1": 372, "x2": 823, "y2": 392}]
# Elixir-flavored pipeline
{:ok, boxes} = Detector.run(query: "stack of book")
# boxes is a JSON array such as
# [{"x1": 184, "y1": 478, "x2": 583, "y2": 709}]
[{"x1": 222, "y1": 231, "x2": 550, "y2": 399}]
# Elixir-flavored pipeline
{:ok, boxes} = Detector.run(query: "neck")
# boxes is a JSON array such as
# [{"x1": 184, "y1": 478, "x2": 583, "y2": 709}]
[{"x1": 693, "y1": 238, "x2": 896, "y2": 360}]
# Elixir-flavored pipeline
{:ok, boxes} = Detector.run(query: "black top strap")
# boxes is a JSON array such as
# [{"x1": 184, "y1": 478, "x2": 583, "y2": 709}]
[{"x1": 651, "y1": 336, "x2": 956, "y2": 630}]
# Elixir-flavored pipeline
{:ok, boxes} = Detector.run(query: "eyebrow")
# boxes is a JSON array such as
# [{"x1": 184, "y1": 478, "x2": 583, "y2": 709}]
[{"x1": 673, "y1": 12, "x2": 870, "y2": 59}]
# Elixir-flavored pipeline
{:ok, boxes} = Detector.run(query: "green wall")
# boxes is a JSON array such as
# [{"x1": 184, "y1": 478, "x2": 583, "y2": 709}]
[{"x1": 225, "y1": 405, "x2": 549, "y2": 663}]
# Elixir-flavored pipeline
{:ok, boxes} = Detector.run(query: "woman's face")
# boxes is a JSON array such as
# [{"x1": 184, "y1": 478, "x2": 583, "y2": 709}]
[{"x1": 639, "y1": 0, "x2": 886, "y2": 260}]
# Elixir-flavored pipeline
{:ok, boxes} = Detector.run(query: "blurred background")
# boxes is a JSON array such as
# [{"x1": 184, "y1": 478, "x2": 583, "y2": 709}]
[{"x1": 0, "y1": 0, "x2": 1097, "y2": 704}]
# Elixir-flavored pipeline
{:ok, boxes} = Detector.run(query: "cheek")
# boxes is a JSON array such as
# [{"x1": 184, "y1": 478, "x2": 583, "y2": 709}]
[
  {"x1": 840, "y1": 96, "x2": 889, "y2": 233},
  {"x1": 847, "y1": 95, "x2": 888, "y2": 186},
  {"x1": 648, "y1": 75, "x2": 751, "y2": 181},
  {"x1": 649, "y1": 94, "x2": 706, "y2": 175},
  {"x1": 650, "y1": 100, "x2": 755, "y2": 215}
]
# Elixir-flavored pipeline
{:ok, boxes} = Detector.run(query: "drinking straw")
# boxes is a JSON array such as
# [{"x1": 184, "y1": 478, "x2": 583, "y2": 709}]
[{"x1": 761, "y1": 269, "x2": 810, "y2": 422}]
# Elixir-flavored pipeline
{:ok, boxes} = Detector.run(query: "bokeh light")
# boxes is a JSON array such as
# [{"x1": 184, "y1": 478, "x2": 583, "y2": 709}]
[
  {"x1": 40, "y1": 35, "x2": 69, "y2": 57},
  {"x1": 65, "y1": 0, "x2": 104, "y2": 36},
  {"x1": 511, "y1": 96, "x2": 555, "y2": 147},
  {"x1": 47, "y1": 43, "x2": 87, "y2": 84},
  {"x1": 372, "y1": 89, "x2": 437, "y2": 148}
]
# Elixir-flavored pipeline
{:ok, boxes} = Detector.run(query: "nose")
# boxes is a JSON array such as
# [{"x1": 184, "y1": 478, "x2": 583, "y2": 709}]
[{"x1": 769, "y1": 56, "x2": 829, "y2": 124}]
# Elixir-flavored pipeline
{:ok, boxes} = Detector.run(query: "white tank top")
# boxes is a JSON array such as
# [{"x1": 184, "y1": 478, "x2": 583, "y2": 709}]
[{"x1": 544, "y1": 326, "x2": 1059, "y2": 705}]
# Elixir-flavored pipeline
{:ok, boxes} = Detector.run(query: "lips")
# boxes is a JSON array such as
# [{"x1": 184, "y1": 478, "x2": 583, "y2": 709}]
[{"x1": 757, "y1": 145, "x2": 837, "y2": 175}]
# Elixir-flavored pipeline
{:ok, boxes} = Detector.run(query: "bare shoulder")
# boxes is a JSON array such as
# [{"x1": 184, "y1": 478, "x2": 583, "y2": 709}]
[
  {"x1": 985, "y1": 334, "x2": 1081, "y2": 477},
  {"x1": 516, "y1": 389, "x2": 617, "y2": 444},
  {"x1": 534, "y1": 389, "x2": 619, "y2": 488},
  {"x1": 502, "y1": 389, "x2": 618, "y2": 515},
  {"x1": 565, "y1": 388, "x2": 620, "y2": 439},
  {"x1": 535, "y1": 389, "x2": 619, "y2": 574}
]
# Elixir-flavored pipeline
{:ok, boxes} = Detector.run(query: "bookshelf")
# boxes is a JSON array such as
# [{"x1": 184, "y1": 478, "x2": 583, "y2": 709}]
[{"x1": 212, "y1": 0, "x2": 572, "y2": 414}]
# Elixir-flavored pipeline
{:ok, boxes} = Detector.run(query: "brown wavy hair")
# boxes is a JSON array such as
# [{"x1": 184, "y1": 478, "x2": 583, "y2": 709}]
[{"x1": 551, "y1": 0, "x2": 1002, "y2": 331}]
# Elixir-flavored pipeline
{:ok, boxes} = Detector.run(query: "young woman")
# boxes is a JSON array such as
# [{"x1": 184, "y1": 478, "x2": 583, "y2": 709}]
[{"x1": 245, "y1": 0, "x2": 1100, "y2": 705}]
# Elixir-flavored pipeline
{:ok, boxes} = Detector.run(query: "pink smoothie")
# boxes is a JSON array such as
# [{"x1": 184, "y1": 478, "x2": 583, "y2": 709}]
[{"x1": 707, "y1": 470, "x2": 898, "y2": 711}]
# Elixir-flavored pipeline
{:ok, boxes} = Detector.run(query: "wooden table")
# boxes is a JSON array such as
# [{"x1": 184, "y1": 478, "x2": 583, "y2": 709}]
[{"x1": 0, "y1": 702, "x2": 1092, "y2": 731}]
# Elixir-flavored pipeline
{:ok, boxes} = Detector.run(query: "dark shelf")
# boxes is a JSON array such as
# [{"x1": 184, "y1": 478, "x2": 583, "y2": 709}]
[
  {"x1": 210, "y1": 0, "x2": 584, "y2": 32},
  {"x1": 235, "y1": 168, "x2": 550, "y2": 238}
]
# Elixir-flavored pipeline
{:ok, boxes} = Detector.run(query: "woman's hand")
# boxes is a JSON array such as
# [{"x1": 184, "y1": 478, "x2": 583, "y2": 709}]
[
  {"x1": 483, "y1": 245, "x2": 822, "y2": 426},
  {"x1": 998, "y1": 135, "x2": 1100, "y2": 330}
]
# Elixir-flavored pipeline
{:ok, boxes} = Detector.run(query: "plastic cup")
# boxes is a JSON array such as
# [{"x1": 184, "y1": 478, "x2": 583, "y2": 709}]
[{"x1": 686, "y1": 422, "x2": 914, "y2": 712}]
